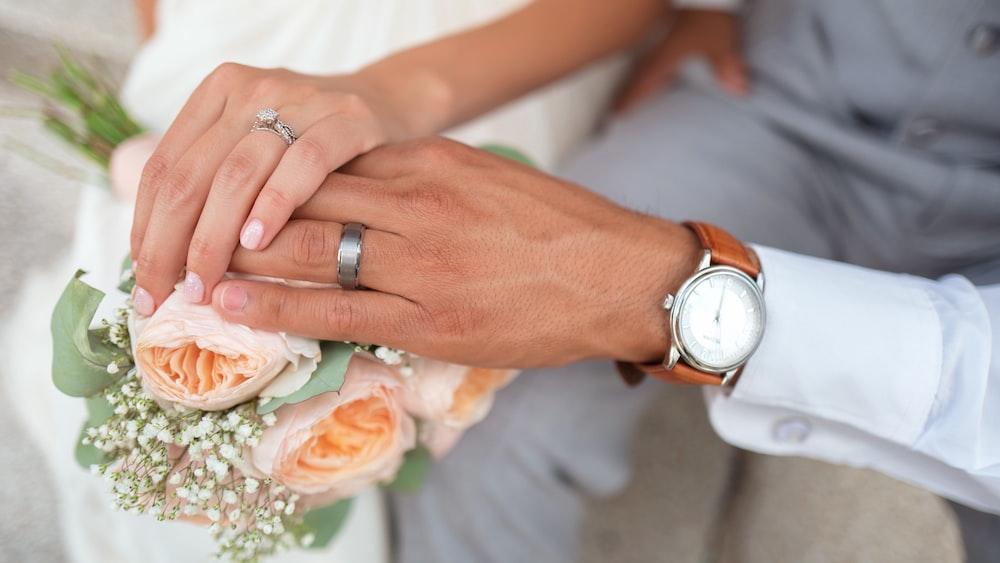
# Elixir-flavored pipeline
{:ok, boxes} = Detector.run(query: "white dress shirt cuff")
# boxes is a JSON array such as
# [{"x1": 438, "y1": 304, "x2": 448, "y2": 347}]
[{"x1": 711, "y1": 246, "x2": 943, "y2": 446}]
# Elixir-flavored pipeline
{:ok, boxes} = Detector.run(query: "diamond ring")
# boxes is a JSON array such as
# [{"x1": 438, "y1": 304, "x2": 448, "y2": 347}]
[{"x1": 250, "y1": 107, "x2": 297, "y2": 146}]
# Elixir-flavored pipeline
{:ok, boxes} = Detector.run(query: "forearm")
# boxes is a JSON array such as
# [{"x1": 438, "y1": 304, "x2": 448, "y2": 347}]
[
  {"x1": 132, "y1": 0, "x2": 157, "y2": 42},
  {"x1": 355, "y1": 0, "x2": 665, "y2": 138}
]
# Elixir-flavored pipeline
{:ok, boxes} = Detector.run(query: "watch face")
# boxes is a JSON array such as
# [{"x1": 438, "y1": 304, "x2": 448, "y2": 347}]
[{"x1": 674, "y1": 268, "x2": 765, "y2": 372}]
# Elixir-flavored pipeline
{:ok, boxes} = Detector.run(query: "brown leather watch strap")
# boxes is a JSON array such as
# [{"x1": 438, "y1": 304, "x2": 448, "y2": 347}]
[
  {"x1": 617, "y1": 221, "x2": 758, "y2": 387},
  {"x1": 684, "y1": 221, "x2": 760, "y2": 277},
  {"x1": 616, "y1": 360, "x2": 728, "y2": 386}
]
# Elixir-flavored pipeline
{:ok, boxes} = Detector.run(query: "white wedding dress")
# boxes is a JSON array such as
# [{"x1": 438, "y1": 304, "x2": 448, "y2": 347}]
[{"x1": 0, "y1": 1, "x2": 622, "y2": 561}]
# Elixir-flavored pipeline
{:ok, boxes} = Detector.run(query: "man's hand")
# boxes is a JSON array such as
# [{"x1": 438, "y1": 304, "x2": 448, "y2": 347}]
[
  {"x1": 211, "y1": 138, "x2": 700, "y2": 369},
  {"x1": 614, "y1": 9, "x2": 748, "y2": 113}
]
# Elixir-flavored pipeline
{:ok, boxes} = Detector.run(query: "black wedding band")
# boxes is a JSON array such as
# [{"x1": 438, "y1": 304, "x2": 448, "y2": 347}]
[{"x1": 337, "y1": 223, "x2": 365, "y2": 290}]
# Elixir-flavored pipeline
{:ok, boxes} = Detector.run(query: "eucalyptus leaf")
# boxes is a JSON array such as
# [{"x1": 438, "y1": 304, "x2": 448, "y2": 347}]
[
  {"x1": 74, "y1": 423, "x2": 108, "y2": 468},
  {"x1": 479, "y1": 144, "x2": 536, "y2": 168},
  {"x1": 257, "y1": 341, "x2": 354, "y2": 415},
  {"x1": 383, "y1": 446, "x2": 431, "y2": 492},
  {"x1": 74, "y1": 393, "x2": 115, "y2": 468},
  {"x1": 298, "y1": 498, "x2": 353, "y2": 549},
  {"x1": 51, "y1": 270, "x2": 125, "y2": 397}
]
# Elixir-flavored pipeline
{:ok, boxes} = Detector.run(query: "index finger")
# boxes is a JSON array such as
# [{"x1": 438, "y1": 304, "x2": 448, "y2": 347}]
[
  {"x1": 211, "y1": 279, "x2": 420, "y2": 346},
  {"x1": 131, "y1": 65, "x2": 237, "y2": 260}
]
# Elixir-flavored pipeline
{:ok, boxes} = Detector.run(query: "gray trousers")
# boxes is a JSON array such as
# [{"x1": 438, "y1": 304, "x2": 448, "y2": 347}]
[{"x1": 392, "y1": 0, "x2": 1000, "y2": 561}]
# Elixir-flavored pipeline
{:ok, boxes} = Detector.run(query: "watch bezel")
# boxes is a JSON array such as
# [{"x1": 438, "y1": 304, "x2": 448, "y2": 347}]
[{"x1": 668, "y1": 265, "x2": 766, "y2": 375}]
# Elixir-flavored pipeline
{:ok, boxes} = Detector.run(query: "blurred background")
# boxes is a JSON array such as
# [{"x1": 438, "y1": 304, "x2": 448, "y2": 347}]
[{"x1": 0, "y1": 1, "x2": 966, "y2": 561}]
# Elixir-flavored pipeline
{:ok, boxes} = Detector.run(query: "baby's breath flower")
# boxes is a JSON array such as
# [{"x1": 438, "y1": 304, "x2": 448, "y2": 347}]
[
  {"x1": 82, "y1": 349, "x2": 302, "y2": 563},
  {"x1": 219, "y1": 443, "x2": 237, "y2": 460},
  {"x1": 106, "y1": 361, "x2": 120, "y2": 375}
]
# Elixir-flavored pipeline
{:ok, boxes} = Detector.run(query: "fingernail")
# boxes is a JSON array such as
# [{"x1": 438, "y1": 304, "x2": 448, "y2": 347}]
[
  {"x1": 221, "y1": 285, "x2": 248, "y2": 312},
  {"x1": 134, "y1": 286, "x2": 154, "y2": 316},
  {"x1": 182, "y1": 271, "x2": 204, "y2": 303},
  {"x1": 240, "y1": 219, "x2": 264, "y2": 250}
]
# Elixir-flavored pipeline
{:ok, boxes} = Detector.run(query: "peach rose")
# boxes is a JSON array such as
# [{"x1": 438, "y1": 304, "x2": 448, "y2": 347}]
[
  {"x1": 398, "y1": 359, "x2": 517, "y2": 457},
  {"x1": 131, "y1": 290, "x2": 320, "y2": 411},
  {"x1": 251, "y1": 355, "x2": 416, "y2": 499}
]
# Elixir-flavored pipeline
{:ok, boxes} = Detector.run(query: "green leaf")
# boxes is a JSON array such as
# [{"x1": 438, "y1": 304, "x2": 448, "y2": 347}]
[
  {"x1": 84, "y1": 109, "x2": 127, "y2": 146},
  {"x1": 256, "y1": 341, "x2": 354, "y2": 414},
  {"x1": 298, "y1": 498, "x2": 353, "y2": 549},
  {"x1": 382, "y1": 446, "x2": 431, "y2": 492},
  {"x1": 74, "y1": 393, "x2": 115, "y2": 468},
  {"x1": 51, "y1": 270, "x2": 125, "y2": 397},
  {"x1": 118, "y1": 253, "x2": 135, "y2": 294},
  {"x1": 479, "y1": 143, "x2": 537, "y2": 168}
]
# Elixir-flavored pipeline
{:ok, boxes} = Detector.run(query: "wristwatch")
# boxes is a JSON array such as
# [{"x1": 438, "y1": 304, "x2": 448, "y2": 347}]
[{"x1": 617, "y1": 222, "x2": 765, "y2": 387}]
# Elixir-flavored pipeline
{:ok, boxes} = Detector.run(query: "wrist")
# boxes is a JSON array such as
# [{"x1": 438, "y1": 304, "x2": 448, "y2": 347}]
[
  {"x1": 597, "y1": 221, "x2": 701, "y2": 364},
  {"x1": 351, "y1": 63, "x2": 455, "y2": 140}
]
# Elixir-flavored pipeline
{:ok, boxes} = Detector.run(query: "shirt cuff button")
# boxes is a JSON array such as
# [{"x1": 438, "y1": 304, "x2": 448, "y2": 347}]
[{"x1": 773, "y1": 416, "x2": 812, "y2": 444}]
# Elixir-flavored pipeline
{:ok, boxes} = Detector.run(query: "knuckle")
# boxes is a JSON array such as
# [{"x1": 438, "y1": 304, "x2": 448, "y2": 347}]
[
  {"x1": 430, "y1": 307, "x2": 471, "y2": 339},
  {"x1": 323, "y1": 297, "x2": 361, "y2": 336},
  {"x1": 289, "y1": 222, "x2": 332, "y2": 269},
  {"x1": 258, "y1": 185, "x2": 295, "y2": 213},
  {"x1": 208, "y1": 62, "x2": 244, "y2": 86},
  {"x1": 140, "y1": 153, "x2": 171, "y2": 189},
  {"x1": 335, "y1": 92, "x2": 373, "y2": 122},
  {"x1": 261, "y1": 288, "x2": 289, "y2": 322},
  {"x1": 291, "y1": 137, "x2": 328, "y2": 171},
  {"x1": 214, "y1": 150, "x2": 257, "y2": 191},
  {"x1": 251, "y1": 75, "x2": 284, "y2": 99},
  {"x1": 400, "y1": 186, "x2": 459, "y2": 219},
  {"x1": 411, "y1": 137, "x2": 468, "y2": 165},
  {"x1": 158, "y1": 169, "x2": 199, "y2": 209},
  {"x1": 134, "y1": 253, "x2": 164, "y2": 286},
  {"x1": 187, "y1": 234, "x2": 217, "y2": 267}
]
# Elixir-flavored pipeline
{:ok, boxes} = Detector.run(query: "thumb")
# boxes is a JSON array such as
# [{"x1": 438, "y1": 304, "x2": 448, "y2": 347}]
[{"x1": 709, "y1": 51, "x2": 749, "y2": 96}]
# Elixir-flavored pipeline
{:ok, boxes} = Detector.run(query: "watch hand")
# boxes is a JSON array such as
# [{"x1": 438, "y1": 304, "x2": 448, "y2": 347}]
[{"x1": 714, "y1": 291, "x2": 726, "y2": 324}]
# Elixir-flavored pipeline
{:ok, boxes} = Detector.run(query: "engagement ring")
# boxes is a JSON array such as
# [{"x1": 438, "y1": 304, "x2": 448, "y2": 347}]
[{"x1": 250, "y1": 107, "x2": 297, "y2": 145}]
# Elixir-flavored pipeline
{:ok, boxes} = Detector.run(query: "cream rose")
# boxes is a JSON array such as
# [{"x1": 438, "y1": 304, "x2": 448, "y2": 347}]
[
  {"x1": 251, "y1": 355, "x2": 416, "y2": 499},
  {"x1": 131, "y1": 290, "x2": 320, "y2": 411},
  {"x1": 398, "y1": 359, "x2": 517, "y2": 457}
]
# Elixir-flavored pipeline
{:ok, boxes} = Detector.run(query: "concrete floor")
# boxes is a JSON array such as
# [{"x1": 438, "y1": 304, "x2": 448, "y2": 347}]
[{"x1": 0, "y1": 3, "x2": 967, "y2": 562}]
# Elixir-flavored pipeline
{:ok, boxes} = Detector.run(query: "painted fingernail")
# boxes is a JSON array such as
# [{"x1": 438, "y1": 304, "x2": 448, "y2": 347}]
[
  {"x1": 240, "y1": 219, "x2": 264, "y2": 250},
  {"x1": 221, "y1": 285, "x2": 248, "y2": 312},
  {"x1": 134, "y1": 286, "x2": 154, "y2": 316},
  {"x1": 182, "y1": 271, "x2": 204, "y2": 303}
]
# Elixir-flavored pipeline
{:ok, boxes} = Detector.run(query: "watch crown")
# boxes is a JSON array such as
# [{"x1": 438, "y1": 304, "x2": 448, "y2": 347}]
[{"x1": 662, "y1": 294, "x2": 675, "y2": 310}]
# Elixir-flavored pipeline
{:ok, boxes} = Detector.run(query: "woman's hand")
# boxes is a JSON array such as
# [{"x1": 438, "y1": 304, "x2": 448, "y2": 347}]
[
  {"x1": 130, "y1": 64, "x2": 412, "y2": 315},
  {"x1": 209, "y1": 138, "x2": 700, "y2": 369},
  {"x1": 614, "y1": 9, "x2": 748, "y2": 113}
]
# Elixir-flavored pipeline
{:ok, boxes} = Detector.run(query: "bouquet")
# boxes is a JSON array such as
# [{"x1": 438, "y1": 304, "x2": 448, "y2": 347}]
[
  {"x1": 52, "y1": 266, "x2": 516, "y2": 561},
  {"x1": 27, "y1": 50, "x2": 523, "y2": 562}
]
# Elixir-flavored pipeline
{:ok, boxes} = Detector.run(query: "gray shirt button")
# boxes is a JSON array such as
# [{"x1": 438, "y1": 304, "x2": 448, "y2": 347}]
[
  {"x1": 968, "y1": 24, "x2": 999, "y2": 56},
  {"x1": 772, "y1": 416, "x2": 812, "y2": 444}
]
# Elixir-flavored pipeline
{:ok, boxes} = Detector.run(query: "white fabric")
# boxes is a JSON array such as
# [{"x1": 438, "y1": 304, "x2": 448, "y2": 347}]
[
  {"x1": 706, "y1": 246, "x2": 1000, "y2": 514},
  {"x1": 0, "y1": 2, "x2": 622, "y2": 563}
]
